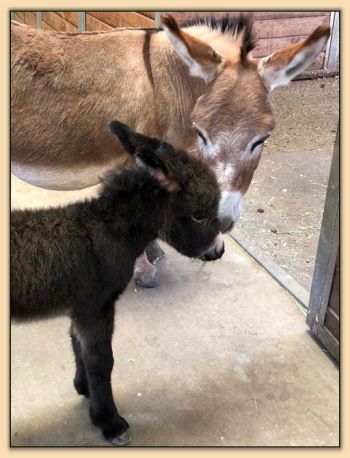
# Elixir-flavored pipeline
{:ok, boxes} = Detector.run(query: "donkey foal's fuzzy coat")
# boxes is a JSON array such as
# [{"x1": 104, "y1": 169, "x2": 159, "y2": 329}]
[{"x1": 11, "y1": 122, "x2": 224, "y2": 445}]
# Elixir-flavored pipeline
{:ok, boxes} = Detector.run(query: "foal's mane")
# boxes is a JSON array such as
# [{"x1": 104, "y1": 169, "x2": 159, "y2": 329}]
[{"x1": 182, "y1": 14, "x2": 256, "y2": 58}]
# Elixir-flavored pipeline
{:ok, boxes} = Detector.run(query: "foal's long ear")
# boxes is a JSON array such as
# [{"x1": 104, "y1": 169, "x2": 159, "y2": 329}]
[
  {"x1": 258, "y1": 25, "x2": 330, "y2": 91},
  {"x1": 161, "y1": 14, "x2": 223, "y2": 84},
  {"x1": 109, "y1": 120, "x2": 185, "y2": 192},
  {"x1": 109, "y1": 121, "x2": 153, "y2": 155},
  {"x1": 135, "y1": 146, "x2": 187, "y2": 192}
]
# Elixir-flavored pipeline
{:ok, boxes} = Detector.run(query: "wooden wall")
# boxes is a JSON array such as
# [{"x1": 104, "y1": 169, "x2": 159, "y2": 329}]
[
  {"x1": 12, "y1": 11, "x2": 155, "y2": 32},
  {"x1": 12, "y1": 11, "x2": 338, "y2": 78}
]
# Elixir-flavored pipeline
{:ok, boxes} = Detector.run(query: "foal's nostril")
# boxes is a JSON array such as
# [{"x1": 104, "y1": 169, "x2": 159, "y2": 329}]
[
  {"x1": 220, "y1": 218, "x2": 235, "y2": 234},
  {"x1": 199, "y1": 241, "x2": 225, "y2": 261}
]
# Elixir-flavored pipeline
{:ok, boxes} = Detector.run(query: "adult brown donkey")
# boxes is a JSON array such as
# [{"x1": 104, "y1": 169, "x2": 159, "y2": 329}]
[{"x1": 11, "y1": 14, "x2": 330, "y2": 286}]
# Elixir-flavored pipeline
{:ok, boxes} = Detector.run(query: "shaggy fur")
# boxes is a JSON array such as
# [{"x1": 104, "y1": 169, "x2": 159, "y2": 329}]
[{"x1": 11, "y1": 121, "x2": 223, "y2": 445}]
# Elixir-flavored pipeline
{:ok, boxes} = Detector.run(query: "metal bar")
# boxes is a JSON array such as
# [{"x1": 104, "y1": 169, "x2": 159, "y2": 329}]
[
  {"x1": 78, "y1": 11, "x2": 86, "y2": 32},
  {"x1": 36, "y1": 11, "x2": 41, "y2": 29},
  {"x1": 324, "y1": 11, "x2": 339, "y2": 71},
  {"x1": 154, "y1": 12, "x2": 161, "y2": 28}
]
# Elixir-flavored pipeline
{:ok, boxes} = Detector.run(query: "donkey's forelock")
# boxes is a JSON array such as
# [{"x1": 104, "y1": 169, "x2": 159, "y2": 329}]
[{"x1": 182, "y1": 14, "x2": 255, "y2": 61}]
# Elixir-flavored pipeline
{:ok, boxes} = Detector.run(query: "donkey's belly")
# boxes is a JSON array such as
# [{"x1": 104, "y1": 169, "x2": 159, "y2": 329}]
[{"x1": 11, "y1": 160, "x2": 120, "y2": 191}]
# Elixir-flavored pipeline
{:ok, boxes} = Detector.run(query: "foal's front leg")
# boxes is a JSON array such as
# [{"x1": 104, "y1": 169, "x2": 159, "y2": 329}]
[
  {"x1": 70, "y1": 326, "x2": 89, "y2": 398},
  {"x1": 73, "y1": 301, "x2": 130, "y2": 445}
]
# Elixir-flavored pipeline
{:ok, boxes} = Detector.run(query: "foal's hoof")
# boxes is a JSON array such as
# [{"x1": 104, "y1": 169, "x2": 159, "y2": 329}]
[
  {"x1": 134, "y1": 272, "x2": 160, "y2": 288},
  {"x1": 73, "y1": 376, "x2": 90, "y2": 398},
  {"x1": 108, "y1": 431, "x2": 131, "y2": 446}
]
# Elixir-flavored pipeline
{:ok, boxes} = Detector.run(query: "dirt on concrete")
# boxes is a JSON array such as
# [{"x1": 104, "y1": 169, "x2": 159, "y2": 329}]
[{"x1": 233, "y1": 76, "x2": 339, "y2": 292}]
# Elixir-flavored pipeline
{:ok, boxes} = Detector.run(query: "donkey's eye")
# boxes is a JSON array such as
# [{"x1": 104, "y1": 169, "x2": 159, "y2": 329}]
[
  {"x1": 251, "y1": 135, "x2": 270, "y2": 153},
  {"x1": 191, "y1": 215, "x2": 208, "y2": 224},
  {"x1": 196, "y1": 129, "x2": 208, "y2": 146}
]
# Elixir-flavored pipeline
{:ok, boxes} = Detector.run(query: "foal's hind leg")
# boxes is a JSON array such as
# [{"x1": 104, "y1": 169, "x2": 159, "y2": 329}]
[
  {"x1": 74, "y1": 300, "x2": 130, "y2": 445},
  {"x1": 70, "y1": 325, "x2": 89, "y2": 398}
]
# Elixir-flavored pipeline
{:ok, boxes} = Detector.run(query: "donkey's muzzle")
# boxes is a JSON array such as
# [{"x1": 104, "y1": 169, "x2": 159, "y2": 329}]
[{"x1": 199, "y1": 235, "x2": 225, "y2": 261}]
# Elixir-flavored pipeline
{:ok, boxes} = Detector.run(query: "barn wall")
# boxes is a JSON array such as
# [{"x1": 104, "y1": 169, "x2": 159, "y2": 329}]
[
  {"x1": 11, "y1": 11, "x2": 338, "y2": 78},
  {"x1": 12, "y1": 11, "x2": 155, "y2": 31}
]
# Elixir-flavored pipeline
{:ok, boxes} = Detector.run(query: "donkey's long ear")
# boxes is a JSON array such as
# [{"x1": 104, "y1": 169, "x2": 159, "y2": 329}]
[
  {"x1": 258, "y1": 25, "x2": 330, "y2": 91},
  {"x1": 161, "y1": 14, "x2": 223, "y2": 84}
]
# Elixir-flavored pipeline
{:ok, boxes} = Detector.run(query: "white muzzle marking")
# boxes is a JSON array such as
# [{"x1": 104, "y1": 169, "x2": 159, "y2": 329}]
[{"x1": 218, "y1": 191, "x2": 243, "y2": 231}]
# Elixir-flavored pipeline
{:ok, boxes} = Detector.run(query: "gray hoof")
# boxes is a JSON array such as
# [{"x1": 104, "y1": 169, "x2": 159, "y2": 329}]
[
  {"x1": 108, "y1": 431, "x2": 131, "y2": 446},
  {"x1": 135, "y1": 272, "x2": 160, "y2": 288},
  {"x1": 145, "y1": 242, "x2": 165, "y2": 264}
]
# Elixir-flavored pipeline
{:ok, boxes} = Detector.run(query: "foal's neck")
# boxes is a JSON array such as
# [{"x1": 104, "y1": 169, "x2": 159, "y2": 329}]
[{"x1": 93, "y1": 169, "x2": 168, "y2": 253}]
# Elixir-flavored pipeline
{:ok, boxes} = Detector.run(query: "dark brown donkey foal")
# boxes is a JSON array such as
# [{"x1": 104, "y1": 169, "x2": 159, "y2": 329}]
[{"x1": 11, "y1": 121, "x2": 224, "y2": 445}]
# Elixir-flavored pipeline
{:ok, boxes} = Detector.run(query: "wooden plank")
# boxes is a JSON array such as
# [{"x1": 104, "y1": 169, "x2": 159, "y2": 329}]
[
  {"x1": 307, "y1": 126, "x2": 339, "y2": 339},
  {"x1": 312, "y1": 322, "x2": 339, "y2": 361},
  {"x1": 294, "y1": 68, "x2": 338, "y2": 80},
  {"x1": 19, "y1": 12, "x2": 36, "y2": 27},
  {"x1": 171, "y1": 11, "x2": 330, "y2": 23},
  {"x1": 88, "y1": 12, "x2": 154, "y2": 28},
  {"x1": 13, "y1": 14, "x2": 25, "y2": 24},
  {"x1": 86, "y1": 14, "x2": 113, "y2": 32},
  {"x1": 253, "y1": 35, "x2": 308, "y2": 56},
  {"x1": 139, "y1": 12, "x2": 155, "y2": 19},
  {"x1": 41, "y1": 21, "x2": 55, "y2": 32},
  {"x1": 55, "y1": 11, "x2": 79, "y2": 27},
  {"x1": 328, "y1": 265, "x2": 340, "y2": 315},
  {"x1": 14, "y1": 11, "x2": 25, "y2": 21},
  {"x1": 324, "y1": 309, "x2": 339, "y2": 341},
  {"x1": 41, "y1": 12, "x2": 78, "y2": 32},
  {"x1": 252, "y1": 16, "x2": 330, "y2": 39},
  {"x1": 249, "y1": 12, "x2": 330, "y2": 20}
]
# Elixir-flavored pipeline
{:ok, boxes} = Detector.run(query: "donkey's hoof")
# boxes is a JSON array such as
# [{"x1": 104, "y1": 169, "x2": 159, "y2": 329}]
[
  {"x1": 134, "y1": 272, "x2": 160, "y2": 288},
  {"x1": 146, "y1": 243, "x2": 165, "y2": 265},
  {"x1": 108, "y1": 431, "x2": 131, "y2": 446}
]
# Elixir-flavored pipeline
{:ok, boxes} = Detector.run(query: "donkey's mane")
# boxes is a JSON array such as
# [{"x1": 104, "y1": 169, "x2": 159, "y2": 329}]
[{"x1": 182, "y1": 14, "x2": 256, "y2": 57}]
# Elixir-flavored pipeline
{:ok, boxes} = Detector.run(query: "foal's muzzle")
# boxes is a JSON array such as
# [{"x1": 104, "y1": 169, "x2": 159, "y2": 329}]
[
  {"x1": 220, "y1": 217, "x2": 235, "y2": 234},
  {"x1": 199, "y1": 234, "x2": 225, "y2": 261}
]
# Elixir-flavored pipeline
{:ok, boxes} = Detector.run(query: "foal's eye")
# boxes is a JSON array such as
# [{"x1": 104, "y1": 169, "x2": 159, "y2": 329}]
[
  {"x1": 251, "y1": 135, "x2": 270, "y2": 153},
  {"x1": 191, "y1": 215, "x2": 208, "y2": 224}
]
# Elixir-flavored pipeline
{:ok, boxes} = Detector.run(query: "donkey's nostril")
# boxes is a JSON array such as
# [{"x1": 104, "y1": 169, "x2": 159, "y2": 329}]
[{"x1": 220, "y1": 218, "x2": 235, "y2": 234}]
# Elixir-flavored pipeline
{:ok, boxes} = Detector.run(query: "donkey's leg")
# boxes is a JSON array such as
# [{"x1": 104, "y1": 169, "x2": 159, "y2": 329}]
[
  {"x1": 133, "y1": 252, "x2": 160, "y2": 288},
  {"x1": 70, "y1": 325, "x2": 89, "y2": 398},
  {"x1": 145, "y1": 240, "x2": 165, "y2": 265},
  {"x1": 77, "y1": 301, "x2": 130, "y2": 445}
]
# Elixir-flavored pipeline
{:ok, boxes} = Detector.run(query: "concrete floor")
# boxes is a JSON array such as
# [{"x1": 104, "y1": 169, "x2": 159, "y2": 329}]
[{"x1": 11, "y1": 176, "x2": 339, "y2": 446}]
